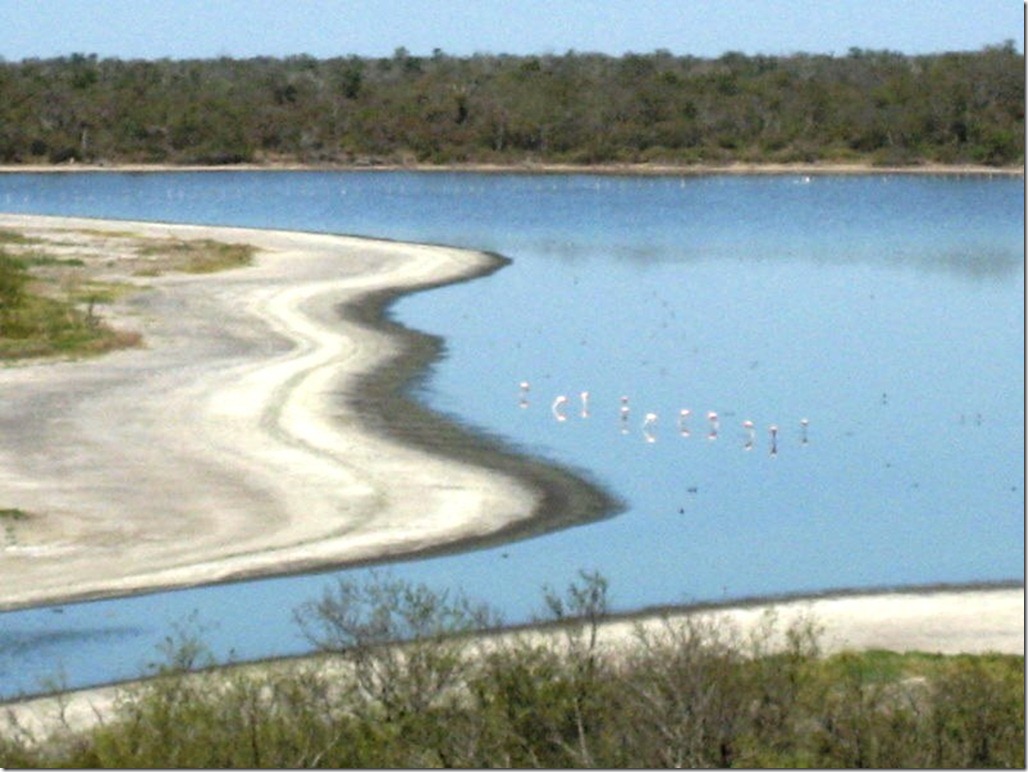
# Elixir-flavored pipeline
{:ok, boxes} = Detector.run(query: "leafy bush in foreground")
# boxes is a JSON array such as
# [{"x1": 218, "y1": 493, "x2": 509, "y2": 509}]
[{"x1": 1, "y1": 573, "x2": 1023, "y2": 768}]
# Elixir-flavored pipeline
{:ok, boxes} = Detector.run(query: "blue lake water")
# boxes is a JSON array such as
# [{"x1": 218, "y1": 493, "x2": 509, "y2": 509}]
[{"x1": 0, "y1": 172, "x2": 1023, "y2": 699}]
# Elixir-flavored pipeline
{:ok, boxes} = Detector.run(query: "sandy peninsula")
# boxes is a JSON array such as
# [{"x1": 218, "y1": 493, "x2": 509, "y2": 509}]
[{"x1": 0, "y1": 213, "x2": 611, "y2": 611}]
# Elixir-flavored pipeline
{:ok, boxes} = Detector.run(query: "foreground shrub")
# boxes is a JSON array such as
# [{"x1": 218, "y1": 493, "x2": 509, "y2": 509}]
[{"x1": 2, "y1": 575, "x2": 1023, "y2": 768}]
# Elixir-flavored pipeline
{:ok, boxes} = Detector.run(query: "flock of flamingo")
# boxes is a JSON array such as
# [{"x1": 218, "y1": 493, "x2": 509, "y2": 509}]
[{"x1": 518, "y1": 381, "x2": 809, "y2": 455}]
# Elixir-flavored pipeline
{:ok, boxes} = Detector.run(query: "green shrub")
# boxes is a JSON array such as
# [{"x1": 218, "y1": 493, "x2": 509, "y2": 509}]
[{"x1": 2, "y1": 575, "x2": 1023, "y2": 768}]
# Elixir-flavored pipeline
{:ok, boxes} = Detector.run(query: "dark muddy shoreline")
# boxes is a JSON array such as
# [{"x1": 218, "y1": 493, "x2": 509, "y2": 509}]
[{"x1": 335, "y1": 246, "x2": 625, "y2": 568}]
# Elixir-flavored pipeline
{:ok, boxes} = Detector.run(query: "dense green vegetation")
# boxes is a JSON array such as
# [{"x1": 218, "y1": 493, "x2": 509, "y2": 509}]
[
  {"x1": 2, "y1": 574, "x2": 1022, "y2": 768},
  {"x1": 0, "y1": 229, "x2": 253, "y2": 359},
  {"x1": 0, "y1": 43, "x2": 1023, "y2": 168}
]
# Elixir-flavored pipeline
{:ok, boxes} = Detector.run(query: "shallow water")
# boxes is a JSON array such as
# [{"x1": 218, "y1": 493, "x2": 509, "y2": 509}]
[{"x1": 0, "y1": 172, "x2": 1022, "y2": 699}]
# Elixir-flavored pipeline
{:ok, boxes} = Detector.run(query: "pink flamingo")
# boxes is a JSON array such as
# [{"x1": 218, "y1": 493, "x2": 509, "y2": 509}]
[
  {"x1": 678, "y1": 409, "x2": 691, "y2": 437},
  {"x1": 742, "y1": 420, "x2": 755, "y2": 451},
  {"x1": 518, "y1": 380, "x2": 530, "y2": 409}
]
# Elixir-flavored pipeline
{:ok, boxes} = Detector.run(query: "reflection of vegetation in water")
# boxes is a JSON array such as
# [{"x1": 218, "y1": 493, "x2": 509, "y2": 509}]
[
  {"x1": 3, "y1": 573, "x2": 1022, "y2": 768},
  {"x1": 917, "y1": 246, "x2": 1024, "y2": 282},
  {"x1": 0, "y1": 624, "x2": 143, "y2": 662}
]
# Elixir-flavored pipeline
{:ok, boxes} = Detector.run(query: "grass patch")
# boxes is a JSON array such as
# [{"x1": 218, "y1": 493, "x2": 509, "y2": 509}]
[
  {"x1": 0, "y1": 508, "x2": 30, "y2": 548},
  {"x1": 0, "y1": 253, "x2": 142, "y2": 360},
  {"x1": 0, "y1": 293, "x2": 141, "y2": 359},
  {"x1": 66, "y1": 280, "x2": 138, "y2": 305},
  {"x1": 0, "y1": 229, "x2": 42, "y2": 246},
  {"x1": 21, "y1": 251, "x2": 86, "y2": 268},
  {"x1": 0, "y1": 229, "x2": 256, "y2": 361},
  {"x1": 71, "y1": 228, "x2": 143, "y2": 239},
  {"x1": 820, "y1": 648, "x2": 945, "y2": 683},
  {"x1": 135, "y1": 238, "x2": 256, "y2": 275},
  {"x1": 819, "y1": 648, "x2": 1023, "y2": 685}
]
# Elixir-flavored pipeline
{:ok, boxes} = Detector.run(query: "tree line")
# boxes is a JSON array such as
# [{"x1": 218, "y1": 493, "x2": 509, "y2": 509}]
[
  {"x1": 1, "y1": 573, "x2": 1023, "y2": 767},
  {"x1": 0, "y1": 43, "x2": 1023, "y2": 168}
]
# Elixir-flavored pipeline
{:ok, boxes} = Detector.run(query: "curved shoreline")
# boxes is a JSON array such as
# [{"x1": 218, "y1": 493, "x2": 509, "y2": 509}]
[
  {"x1": 338, "y1": 267, "x2": 623, "y2": 557},
  {"x1": 0, "y1": 214, "x2": 619, "y2": 611}
]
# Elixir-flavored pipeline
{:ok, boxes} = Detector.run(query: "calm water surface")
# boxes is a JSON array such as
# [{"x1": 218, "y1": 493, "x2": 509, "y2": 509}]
[{"x1": 0, "y1": 172, "x2": 1022, "y2": 698}]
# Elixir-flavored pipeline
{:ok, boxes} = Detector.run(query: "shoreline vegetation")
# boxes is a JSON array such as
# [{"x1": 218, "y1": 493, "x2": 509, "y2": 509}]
[
  {"x1": 0, "y1": 160, "x2": 1023, "y2": 176},
  {"x1": 0, "y1": 47, "x2": 1022, "y2": 169}
]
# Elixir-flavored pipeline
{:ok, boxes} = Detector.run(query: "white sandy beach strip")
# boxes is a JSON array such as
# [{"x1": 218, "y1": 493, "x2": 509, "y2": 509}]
[{"x1": 596, "y1": 586, "x2": 1024, "y2": 657}]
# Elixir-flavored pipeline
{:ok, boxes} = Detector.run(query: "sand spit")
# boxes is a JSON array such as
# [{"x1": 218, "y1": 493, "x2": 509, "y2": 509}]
[{"x1": 0, "y1": 213, "x2": 613, "y2": 611}]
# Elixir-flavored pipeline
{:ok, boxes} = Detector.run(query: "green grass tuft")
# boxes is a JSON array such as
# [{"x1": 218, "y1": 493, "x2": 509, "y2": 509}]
[{"x1": 136, "y1": 238, "x2": 256, "y2": 274}]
